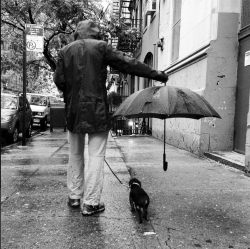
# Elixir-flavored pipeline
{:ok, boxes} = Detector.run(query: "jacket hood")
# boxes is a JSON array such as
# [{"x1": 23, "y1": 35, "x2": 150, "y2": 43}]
[{"x1": 74, "y1": 20, "x2": 100, "y2": 40}]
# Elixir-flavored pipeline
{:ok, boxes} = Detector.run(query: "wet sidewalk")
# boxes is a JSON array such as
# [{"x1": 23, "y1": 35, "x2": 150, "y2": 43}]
[
  {"x1": 113, "y1": 135, "x2": 250, "y2": 249},
  {"x1": 1, "y1": 130, "x2": 250, "y2": 249},
  {"x1": 1, "y1": 130, "x2": 162, "y2": 249}
]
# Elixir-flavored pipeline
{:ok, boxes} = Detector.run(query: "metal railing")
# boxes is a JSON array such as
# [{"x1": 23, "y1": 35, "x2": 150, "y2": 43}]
[{"x1": 116, "y1": 18, "x2": 143, "y2": 53}]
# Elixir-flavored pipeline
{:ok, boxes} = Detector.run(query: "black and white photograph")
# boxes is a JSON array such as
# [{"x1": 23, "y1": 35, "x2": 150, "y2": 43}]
[{"x1": 1, "y1": 0, "x2": 250, "y2": 248}]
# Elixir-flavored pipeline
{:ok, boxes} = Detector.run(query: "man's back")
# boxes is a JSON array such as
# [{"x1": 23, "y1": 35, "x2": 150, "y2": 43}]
[{"x1": 61, "y1": 38, "x2": 108, "y2": 99}]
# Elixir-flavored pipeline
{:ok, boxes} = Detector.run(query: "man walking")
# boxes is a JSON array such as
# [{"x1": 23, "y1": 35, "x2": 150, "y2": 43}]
[{"x1": 53, "y1": 20, "x2": 168, "y2": 216}]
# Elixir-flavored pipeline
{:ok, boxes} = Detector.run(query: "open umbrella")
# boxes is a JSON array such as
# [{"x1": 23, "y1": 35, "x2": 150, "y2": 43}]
[{"x1": 113, "y1": 86, "x2": 221, "y2": 171}]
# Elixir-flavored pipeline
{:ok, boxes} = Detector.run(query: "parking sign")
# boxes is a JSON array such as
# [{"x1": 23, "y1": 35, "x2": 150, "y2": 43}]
[{"x1": 25, "y1": 24, "x2": 44, "y2": 52}]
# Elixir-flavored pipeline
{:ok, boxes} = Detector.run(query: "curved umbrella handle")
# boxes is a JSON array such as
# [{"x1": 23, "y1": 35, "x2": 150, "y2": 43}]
[{"x1": 163, "y1": 153, "x2": 168, "y2": 171}]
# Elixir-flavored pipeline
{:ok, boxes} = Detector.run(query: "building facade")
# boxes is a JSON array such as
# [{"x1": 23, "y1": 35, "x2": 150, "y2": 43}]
[{"x1": 112, "y1": 0, "x2": 250, "y2": 171}]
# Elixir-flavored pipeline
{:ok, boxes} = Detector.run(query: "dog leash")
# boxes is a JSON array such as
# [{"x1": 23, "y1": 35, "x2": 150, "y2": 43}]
[{"x1": 104, "y1": 159, "x2": 130, "y2": 190}]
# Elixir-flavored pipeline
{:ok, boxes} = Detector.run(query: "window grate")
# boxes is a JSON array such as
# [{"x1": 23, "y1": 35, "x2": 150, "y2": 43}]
[{"x1": 241, "y1": 0, "x2": 250, "y2": 29}]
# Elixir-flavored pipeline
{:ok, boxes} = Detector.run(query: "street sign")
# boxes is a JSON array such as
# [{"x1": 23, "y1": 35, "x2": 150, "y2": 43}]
[
  {"x1": 25, "y1": 24, "x2": 44, "y2": 52},
  {"x1": 22, "y1": 24, "x2": 44, "y2": 145}
]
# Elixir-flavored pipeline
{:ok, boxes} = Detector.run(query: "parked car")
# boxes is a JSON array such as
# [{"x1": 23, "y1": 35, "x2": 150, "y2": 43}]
[
  {"x1": 26, "y1": 93, "x2": 54, "y2": 130},
  {"x1": 1, "y1": 93, "x2": 33, "y2": 143}
]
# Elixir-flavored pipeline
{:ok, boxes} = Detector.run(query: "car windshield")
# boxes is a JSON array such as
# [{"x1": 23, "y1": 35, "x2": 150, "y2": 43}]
[
  {"x1": 49, "y1": 97, "x2": 58, "y2": 104},
  {"x1": 27, "y1": 95, "x2": 47, "y2": 106},
  {"x1": 1, "y1": 95, "x2": 18, "y2": 110}
]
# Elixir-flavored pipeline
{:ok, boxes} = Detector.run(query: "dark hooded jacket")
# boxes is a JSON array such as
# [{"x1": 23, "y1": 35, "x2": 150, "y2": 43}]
[{"x1": 54, "y1": 20, "x2": 168, "y2": 134}]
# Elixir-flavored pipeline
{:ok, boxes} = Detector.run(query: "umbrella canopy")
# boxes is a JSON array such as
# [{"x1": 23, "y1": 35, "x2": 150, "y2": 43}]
[
  {"x1": 113, "y1": 86, "x2": 221, "y2": 119},
  {"x1": 113, "y1": 86, "x2": 221, "y2": 171}
]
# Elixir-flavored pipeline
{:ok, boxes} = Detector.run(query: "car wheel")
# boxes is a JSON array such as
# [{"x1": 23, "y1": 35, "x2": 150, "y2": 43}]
[
  {"x1": 26, "y1": 123, "x2": 32, "y2": 138},
  {"x1": 41, "y1": 118, "x2": 47, "y2": 131},
  {"x1": 8, "y1": 126, "x2": 19, "y2": 143}
]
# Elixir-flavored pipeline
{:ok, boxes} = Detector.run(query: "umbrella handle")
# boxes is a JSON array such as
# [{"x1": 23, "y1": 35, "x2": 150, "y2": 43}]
[{"x1": 163, "y1": 153, "x2": 168, "y2": 171}]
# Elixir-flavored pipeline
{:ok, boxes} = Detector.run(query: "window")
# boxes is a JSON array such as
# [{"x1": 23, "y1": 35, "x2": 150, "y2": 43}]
[
  {"x1": 144, "y1": 53, "x2": 153, "y2": 88},
  {"x1": 241, "y1": 0, "x2": 250, "y2": 29},
  {"x1": 171, "y1": 0, "x2": 182, "y2": 62},
  {"x1": 1, "y1": 95, "x2": 17, "y2": 110},
  {"x1": 144, "y1": 0, "x2": 156, "y2": 28}
]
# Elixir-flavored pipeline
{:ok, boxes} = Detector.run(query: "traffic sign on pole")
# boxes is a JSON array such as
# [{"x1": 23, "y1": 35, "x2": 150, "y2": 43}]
[
  {"x1": 22, "y1": 24, "x2": 43, "y2": 146},
  {"x1": 25, "y1": 24, "x2": 44, "y2": 52},
  {"x1": 22, "y1": 29, "x2": 27, "y2": 146}
]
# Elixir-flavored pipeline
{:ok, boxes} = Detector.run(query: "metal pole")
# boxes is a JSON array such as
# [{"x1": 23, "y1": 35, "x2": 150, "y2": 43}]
[
  {"x1": 163, "y1": 118, "x2": 168, "y2": 171},
  {"x1": 153, "y1": 43, "x2": 156, "y2": 86},
  {"x1": 22, "y1": 29, "x2": 27, "y2": 146},
  {"x1": 163, "y1": 81, "x2": 168, "y2": 171}
]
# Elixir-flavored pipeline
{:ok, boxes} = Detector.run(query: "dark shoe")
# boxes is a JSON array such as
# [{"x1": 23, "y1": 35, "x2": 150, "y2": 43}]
[
  {"x1": 68, "y1": 198, "x2": 80, "y2": 208},
  {"x1": 81, "y1": 203, "x2": 105, "y2": 216}
]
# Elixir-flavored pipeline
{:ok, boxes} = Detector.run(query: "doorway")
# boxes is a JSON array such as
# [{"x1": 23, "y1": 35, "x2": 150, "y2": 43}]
[{"x1": 234, "y1": 27, "x2": 250, "y2": 154}]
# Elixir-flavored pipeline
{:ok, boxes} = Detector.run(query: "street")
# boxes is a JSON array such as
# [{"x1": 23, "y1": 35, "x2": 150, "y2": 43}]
[{"x1": 1, "y1": 130, "x2": 250, "y2": 248}]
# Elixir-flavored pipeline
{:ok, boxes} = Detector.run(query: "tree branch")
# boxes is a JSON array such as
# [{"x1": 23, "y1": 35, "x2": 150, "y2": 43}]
[
  {"x1": 43, "y1": 46, "x2": 56, "y2": 72},
  {"x1": 44, "y1": 29, "x2": 73, "y2": 43},
  {"x1": 28, "y1": 7, "x2": 35, "y2": 24},
  {"x1": 2, "y1": 20, "x2": 24, "y2": 31}
]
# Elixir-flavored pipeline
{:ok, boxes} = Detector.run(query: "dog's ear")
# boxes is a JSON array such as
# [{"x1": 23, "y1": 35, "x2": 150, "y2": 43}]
[
  {"x1": 129, "y1": 179, "x2": 132, "y2": 187},
  {"x1": 137, "y1": 179, "x2": 141, "y2": 186}
]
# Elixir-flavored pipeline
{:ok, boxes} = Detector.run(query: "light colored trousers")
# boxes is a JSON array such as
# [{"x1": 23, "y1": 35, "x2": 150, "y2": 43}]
[{"x1": 67, "y1": 130, "x2": 109, "y2": 207}]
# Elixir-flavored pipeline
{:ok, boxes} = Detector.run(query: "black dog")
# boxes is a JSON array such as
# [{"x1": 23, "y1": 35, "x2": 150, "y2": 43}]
[{"x1": 129, "y1": 178, "x2": 150, "y2": 224}]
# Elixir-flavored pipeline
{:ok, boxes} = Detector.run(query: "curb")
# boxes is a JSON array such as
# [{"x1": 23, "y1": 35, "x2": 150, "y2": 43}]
[
  {"x1": 204, "y1": 152, "x2": 247, "y2": 173},
  {"x1": 1, "y1": 130, "x2": 48, "y2": 150},
  {"x1": 108, "y1": 132, "x2": 135, "y2": 178}
]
